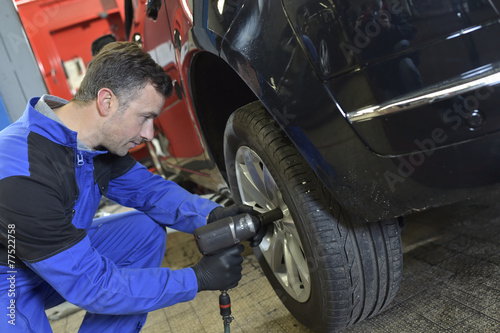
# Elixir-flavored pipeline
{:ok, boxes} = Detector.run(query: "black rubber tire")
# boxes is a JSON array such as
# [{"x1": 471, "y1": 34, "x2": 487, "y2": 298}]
[{"x1": 223, "y1": 101, "x2": 403, "y2": 332}]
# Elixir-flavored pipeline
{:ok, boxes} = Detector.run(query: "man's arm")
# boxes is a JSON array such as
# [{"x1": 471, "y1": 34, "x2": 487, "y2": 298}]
[{"x1": 105, "y1": 162, "x2": 220, "y2": 233}]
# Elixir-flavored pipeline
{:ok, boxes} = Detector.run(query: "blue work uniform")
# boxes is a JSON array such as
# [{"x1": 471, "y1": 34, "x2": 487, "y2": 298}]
[{"x1": 0, "y1": 95, "x2": 219, "y2": 332}]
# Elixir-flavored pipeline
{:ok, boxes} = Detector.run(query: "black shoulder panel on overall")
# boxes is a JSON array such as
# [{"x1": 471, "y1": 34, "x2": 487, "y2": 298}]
[
  {"x1": 93, "y1": 153, "x2": 137, "y2": 195},
  {"x1": 0, "y1": 132, "x2": 86, "y2": 266}
]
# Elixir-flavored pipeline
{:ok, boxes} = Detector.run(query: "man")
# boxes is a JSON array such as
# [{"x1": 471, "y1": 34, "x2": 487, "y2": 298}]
[{"x1": 0, "y1": 42, "x2": 259, "y2": 332}]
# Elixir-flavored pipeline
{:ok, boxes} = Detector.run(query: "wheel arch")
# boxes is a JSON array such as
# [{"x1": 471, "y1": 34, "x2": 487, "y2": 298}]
[{"x1": 189, "y1": 51, "x2": 258, "y2": 180}]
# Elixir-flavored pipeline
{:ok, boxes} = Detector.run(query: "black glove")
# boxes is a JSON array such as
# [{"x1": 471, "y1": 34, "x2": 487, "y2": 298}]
[
  {"x1": 207, "y1": 204, "x2": 255, "y2": 223},
  {"x1": 191, "y1": 244, "x2": 244, "y2": 292}
]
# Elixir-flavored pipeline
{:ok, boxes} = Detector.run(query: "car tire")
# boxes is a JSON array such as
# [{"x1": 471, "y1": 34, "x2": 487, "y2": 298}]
[{"x1": 223, "y1": 101, "x2": 403, "y2": 332}]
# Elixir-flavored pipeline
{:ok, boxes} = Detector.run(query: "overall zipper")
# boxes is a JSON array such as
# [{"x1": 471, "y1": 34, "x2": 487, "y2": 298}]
[{"x1": 76, "y1": 152, "x2": 84, "y2": 166}]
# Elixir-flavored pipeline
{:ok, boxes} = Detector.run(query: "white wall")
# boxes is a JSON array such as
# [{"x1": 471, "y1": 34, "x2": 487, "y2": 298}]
[{"x1": 0, "y1": 1, "x2": 47, "y2": 122}]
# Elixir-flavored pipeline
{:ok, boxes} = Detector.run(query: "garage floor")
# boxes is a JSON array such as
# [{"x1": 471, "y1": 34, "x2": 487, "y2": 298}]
[{"x1": 49, "y1": 192, "x2": 500, "y2": 332}]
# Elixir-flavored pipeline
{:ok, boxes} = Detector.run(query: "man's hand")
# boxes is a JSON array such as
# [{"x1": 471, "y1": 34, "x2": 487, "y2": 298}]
[
  {"x1": 207, "y1": 204, "x2": 255, "y2": 223},
  {"x1": 191, "y1": 244, "x2": 244, "y2": 291}
]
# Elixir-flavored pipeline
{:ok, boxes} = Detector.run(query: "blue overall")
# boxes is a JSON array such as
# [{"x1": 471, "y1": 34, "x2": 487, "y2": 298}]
[{"x1": 0, "y1": 96, "x2": 220, "y2": 332}]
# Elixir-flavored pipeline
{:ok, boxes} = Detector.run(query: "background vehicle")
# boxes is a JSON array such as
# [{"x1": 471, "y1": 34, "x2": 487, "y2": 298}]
[{"x1": 132, "y1": 0, "x2": 500, "y2": 331}]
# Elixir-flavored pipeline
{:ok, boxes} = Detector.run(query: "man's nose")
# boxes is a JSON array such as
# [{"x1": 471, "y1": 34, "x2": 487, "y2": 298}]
[{"x1": 141, "y1": 121, "x2": 155, "y2": 142}]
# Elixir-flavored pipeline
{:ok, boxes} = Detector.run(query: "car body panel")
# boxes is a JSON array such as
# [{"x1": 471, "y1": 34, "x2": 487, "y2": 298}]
[
  {"x1": 133, "y1": 0, "x2": 500, "y2": 221},
  {"x1": 285, "y1": 0, "x2": 500, "y2": 155}
]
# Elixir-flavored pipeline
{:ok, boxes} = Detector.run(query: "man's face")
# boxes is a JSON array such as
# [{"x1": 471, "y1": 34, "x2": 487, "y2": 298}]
[{"x1": 102, "y1": 83, "x2": 165, "y2": 156}]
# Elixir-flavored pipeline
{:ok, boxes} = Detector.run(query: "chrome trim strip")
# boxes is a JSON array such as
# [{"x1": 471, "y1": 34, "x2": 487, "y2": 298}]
[{"x1": 347, "y1": 64, "x2": 500, "y2": 123}]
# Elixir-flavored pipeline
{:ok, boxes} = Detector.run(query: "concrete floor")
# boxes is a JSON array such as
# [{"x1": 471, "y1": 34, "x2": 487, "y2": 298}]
[{"x1": 49, "y1": 192, "x2": 500, "y2": 332}]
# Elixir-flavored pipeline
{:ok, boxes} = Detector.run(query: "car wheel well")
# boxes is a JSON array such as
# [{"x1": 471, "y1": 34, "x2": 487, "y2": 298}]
[{"x1": 189, "y1": 52, "x2": 258, "y2": 179}]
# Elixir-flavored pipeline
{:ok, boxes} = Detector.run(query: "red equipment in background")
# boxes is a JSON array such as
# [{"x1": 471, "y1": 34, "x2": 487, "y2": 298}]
[
  {"x1": 14, "y1": 0, "x2": 214, "y2": 184},
  {"x1": 15, "y1": 0, "x2": 127, "y2": 100},
  {"x1": 14, "y1": 0, "x2": 156, "y2": 167}
]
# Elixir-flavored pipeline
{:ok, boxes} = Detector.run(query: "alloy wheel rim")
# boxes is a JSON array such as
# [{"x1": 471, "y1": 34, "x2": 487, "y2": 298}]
[{"x1": 235, "y1": 146, "x2": 311, "y2": 302}]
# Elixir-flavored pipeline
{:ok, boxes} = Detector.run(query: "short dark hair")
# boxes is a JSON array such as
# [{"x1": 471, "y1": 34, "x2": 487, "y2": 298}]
[{"x1": 74, "y1": 42, "x2": 172, "y2": 108}]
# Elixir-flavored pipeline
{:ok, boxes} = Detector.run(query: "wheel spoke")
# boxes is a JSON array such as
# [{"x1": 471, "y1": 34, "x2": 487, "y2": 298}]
[
  {"x1": 283, "y1": 240, "x2": 300, "y2": 288},
  {"x1": 241, "y1": 148, "x2": 266, "y2": 194},
  {"x1": 262, "y1": 164, "x2": 279, "y2": 208},
  {"x1": 236, "y1": 147, "x2": 276, "y2": 209},
  {"x1": 236, "y1": 168, "x2": 272, "y2": 210},
  {"x1": 281, "y1": 220, "x2": 310, "y2": 298},
  {"x1": 266, "y1": 227, "x2": 285, "y2": 273},
  {"x1": 285, "y1": 233, "x2": 310, "y2": 286},
  {"x1": 261, "y1": 214, "x2": 310, "y2": 301},
  {"x1": 283, "y1": 220, "x2": 302, "y2": 246}
]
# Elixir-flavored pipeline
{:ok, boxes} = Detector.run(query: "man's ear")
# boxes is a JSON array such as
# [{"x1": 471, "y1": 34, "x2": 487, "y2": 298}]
[{"x1": 96, "y1": 88, "x2": 115, "y2": 117}]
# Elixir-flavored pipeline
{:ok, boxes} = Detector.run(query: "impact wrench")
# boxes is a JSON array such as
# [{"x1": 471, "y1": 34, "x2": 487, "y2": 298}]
[{"x1": 194, "y1": 208, "x2": 284, "y2": 332}]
